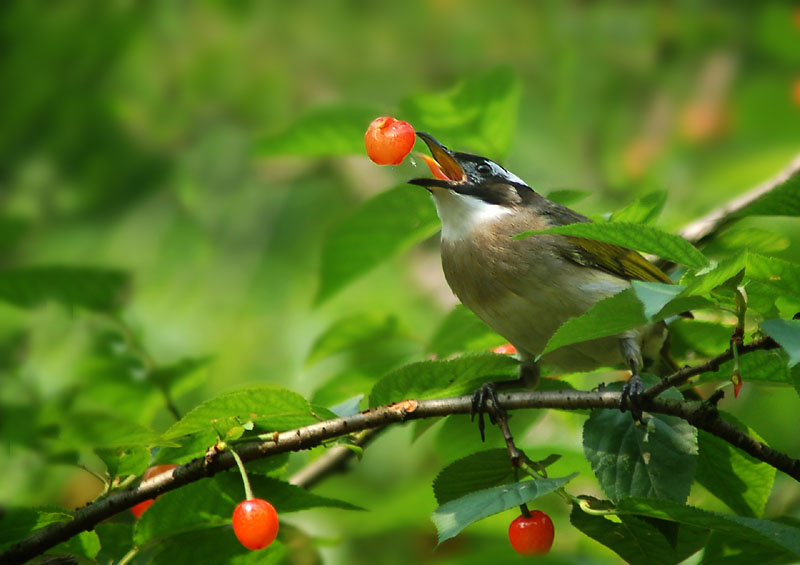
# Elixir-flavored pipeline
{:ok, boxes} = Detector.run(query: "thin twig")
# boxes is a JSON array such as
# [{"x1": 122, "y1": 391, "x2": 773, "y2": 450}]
[{"x1": 644, "y1": 336, "x2": 778, "y2": 398}]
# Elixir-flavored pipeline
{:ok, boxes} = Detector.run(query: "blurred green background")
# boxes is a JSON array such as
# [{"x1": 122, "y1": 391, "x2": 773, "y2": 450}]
[{"x1": 2, "y1": 1, "x2": 800, "y2": 563}]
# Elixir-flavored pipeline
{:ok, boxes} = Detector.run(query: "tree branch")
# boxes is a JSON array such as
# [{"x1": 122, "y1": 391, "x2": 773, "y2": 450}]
[
  {"x1": 679, "y1": 153, "x2": 800, "y2": 246},
  {"x1": 3, "y1": 381, "x2": 799, "y2": 564}
]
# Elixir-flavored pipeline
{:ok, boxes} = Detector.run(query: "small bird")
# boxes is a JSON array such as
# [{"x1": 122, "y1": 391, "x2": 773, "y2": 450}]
[{"x1": 408, "y1": 132, "x2": 678, "y2": 416}]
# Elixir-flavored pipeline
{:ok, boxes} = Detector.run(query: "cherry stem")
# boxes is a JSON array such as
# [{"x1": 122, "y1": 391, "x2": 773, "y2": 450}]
[
  {"x1": 519, "y1": 502, "x2": 531, "y2": 518},
  {"x1": 230, "y1": 448, "x2": 254, "y2": 501}
]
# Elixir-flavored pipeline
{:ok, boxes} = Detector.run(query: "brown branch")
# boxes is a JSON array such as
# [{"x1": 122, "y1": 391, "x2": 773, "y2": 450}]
[
  {"x1": 2, "y1": 375, "x2": 798, "y2": 563},
  {"x1": 679, "y1": 153, "x2": 800, "y2": 246}
]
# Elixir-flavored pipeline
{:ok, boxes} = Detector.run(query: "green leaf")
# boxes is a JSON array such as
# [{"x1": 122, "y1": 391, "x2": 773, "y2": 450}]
[
  {"x1": 244, "y1": 475, "x2": 362, "y2": 513},
  {"x1": 152, "y1": 430, "x2": 218, "y2": 466},
  {"x1": 95, "y1": 446, "x2": 151, "y2": 479},
  {"x1": 583, "y1": 382, "x2": 698, "y2": 503},
  {"x1": 432, "y1": 449, "x2": 518, "y2": 505},
  {"x1": 610, "y1": 190, "x2": 667, "y2": 225},
  {"x1": 733, "y1": 170, "x2": 800, "y2": 218},
  {"x1": 306, "y1": 312, "x2": 410, "y2": 366},
  {"x1": 761, "y1": 319, "x2": 800, "y2": 367},
  {"x1": 94, "y1": 522, "x2": 134, "y2": 563},
  {"x1": 616, "y1": 498, "x2": 800, "y2": 557},
  {"x1": 151, "y1": 526, "x2": 287, "y2": 565},
  {"x1": 0, "y1": 266, "x2": 130, "y2": 312},
  {"x1": 745, "y1": 253, "x2": 800, "y2": 301},
  {"x1": 669, "y1": 320, "x2": 732, "y2": 358},
  {"x1": 713, "y1": 348, "x2": 791, "y2": 385},
  {"x1": 48, "y1": 530, "x2": 100, "y2": 560},
  {"x1": 541, "y1": 288, "x2": 646, "y2": 356},
  {"x1": 516, "y1": 222, "x2": 709, "y2": 269},
  {"x1": 0, "y1": 508, "x2": 72, "y2": 546},
  {"x1": 702, "y1": 528, "x2": 795, "y2": 565},
  {"x1": 369, "y1": 353, "x2": 518, "y2": 407},
  {"x1": 427, "y1": 306, "x2": 505, "y2": 358},
  {"x1": 632, "y1": 281, "x2": 685, "y2": 320},
  {"x1": 400, "y1": 67, "x2": 522, "y2": 160},
  {"x1": 545, "y1": 189, "x2": 589, "y2": 206},
  {"x1": 695, "y1": 413, "x2": 775, "y2": 518},
  {"x1": 702, "y1": 226, "x2": 790, "y2": 255},
  {"x1": 254, "y1": 104, "x2": 380, "y2": 157},
  {"x1": 316, "y1": 185, "x2": 439, "y2": 304},
  {"x1": 60, "y1": 412, "x2": 166, "y2": 448},
  {"x1": 431, "y1": 475, "x2": 576, "y2": 544},
  {"x1": 683, "y1": 253, "x2": 747, "y2": 297},
  {"x1": 162, "y1": 386, "x2": 318, "y2": 441},
  {"x1": 570, "y1": 502, "x2": 709, "y2": 565}
]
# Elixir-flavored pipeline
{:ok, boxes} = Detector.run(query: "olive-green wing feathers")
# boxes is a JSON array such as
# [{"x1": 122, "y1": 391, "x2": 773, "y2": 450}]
[
  {"x1": 540, "y1": 199, "x2": 673, "y2": 284},
  {"x1": 564, "y1": 237, "x2": 674, "y2": 283}
]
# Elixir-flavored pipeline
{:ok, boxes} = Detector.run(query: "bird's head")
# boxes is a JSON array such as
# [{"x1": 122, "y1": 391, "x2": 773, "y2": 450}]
[{"x1": 408, "y1": 132, "x2": 538, "y2": 239}]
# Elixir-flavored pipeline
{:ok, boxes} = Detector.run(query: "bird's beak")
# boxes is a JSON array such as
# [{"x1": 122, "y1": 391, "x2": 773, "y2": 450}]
[{"x1": 408, "y1": 132, "x2": 466, "y2": 189}]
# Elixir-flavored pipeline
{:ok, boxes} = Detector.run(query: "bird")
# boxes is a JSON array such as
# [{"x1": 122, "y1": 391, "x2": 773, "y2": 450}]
[{"x1": 408, "y1": 132, "x2": 680, "y2": 420}]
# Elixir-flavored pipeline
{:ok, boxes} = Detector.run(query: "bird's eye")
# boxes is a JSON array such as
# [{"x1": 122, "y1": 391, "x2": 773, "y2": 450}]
[{"x1": 476, "y1": 163, "x2": 492, "y2": 175}]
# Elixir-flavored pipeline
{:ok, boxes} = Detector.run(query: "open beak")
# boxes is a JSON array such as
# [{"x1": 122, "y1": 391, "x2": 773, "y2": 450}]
[{"x1": 408, "y1": 132, "x2": 466, "y2": 189}]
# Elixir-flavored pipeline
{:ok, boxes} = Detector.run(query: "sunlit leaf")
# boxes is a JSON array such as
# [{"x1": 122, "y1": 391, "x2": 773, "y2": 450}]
[
  {"x1": 316, "y1": 185, "x2": 439, "y2": 304},
  {"x1": 162, "y1": 386, "x2": 318, "y2": 441},
  {"x1": 745, "y1": 253, "x2": 800, "y2": 300},
  {"x1": 369, "y1": 353, "x2": 518, "y2": 407},
  {"x1": 541, "y1": 289, "x2": 646, "y2": 356}
]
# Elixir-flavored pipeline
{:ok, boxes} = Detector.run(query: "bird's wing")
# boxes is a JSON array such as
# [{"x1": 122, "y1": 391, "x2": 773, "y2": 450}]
[
  {"x1": 540, "y1": 199, "x2": 674, "y2": 284},
  {"x1": 562, "y1": 237, "x2": 674, "y2": 283}
]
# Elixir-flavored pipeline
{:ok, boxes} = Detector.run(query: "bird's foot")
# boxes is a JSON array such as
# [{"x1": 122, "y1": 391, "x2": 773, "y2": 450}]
[
  {"x1": 471, "y1": 382, "x2": 509, "y2": 442},
  {"x1": 619, "y1": 374, "x2": 644, "y2": 422}
]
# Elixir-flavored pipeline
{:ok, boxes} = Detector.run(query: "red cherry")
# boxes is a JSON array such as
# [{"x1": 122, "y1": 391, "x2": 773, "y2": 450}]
[
  {"x1": 233, "y1": 498, "x2": 279, "y2": 551},
  {"x1": 492, "y1": 343, "x2": 518, "y2": 355},
  {"x1": 508, "y1": 511, "x2": 554, "y2": 556},
  {"x1": 364, "y1": 116, "x2": 415, "y2": 165},
  {"x1": 130, "y1": 464, "x2": 178, "y2": 519}
]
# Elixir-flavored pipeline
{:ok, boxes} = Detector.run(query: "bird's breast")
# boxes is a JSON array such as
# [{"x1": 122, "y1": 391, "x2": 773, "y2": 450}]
[{"x1": 439, "y1": 223, "x2": 657, "y2": 371}]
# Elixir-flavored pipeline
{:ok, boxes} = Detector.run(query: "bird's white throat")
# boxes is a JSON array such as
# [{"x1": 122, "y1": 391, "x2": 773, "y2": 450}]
[{"x1": 432, "y1": 190, "x2": 513, "y2": 241}]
